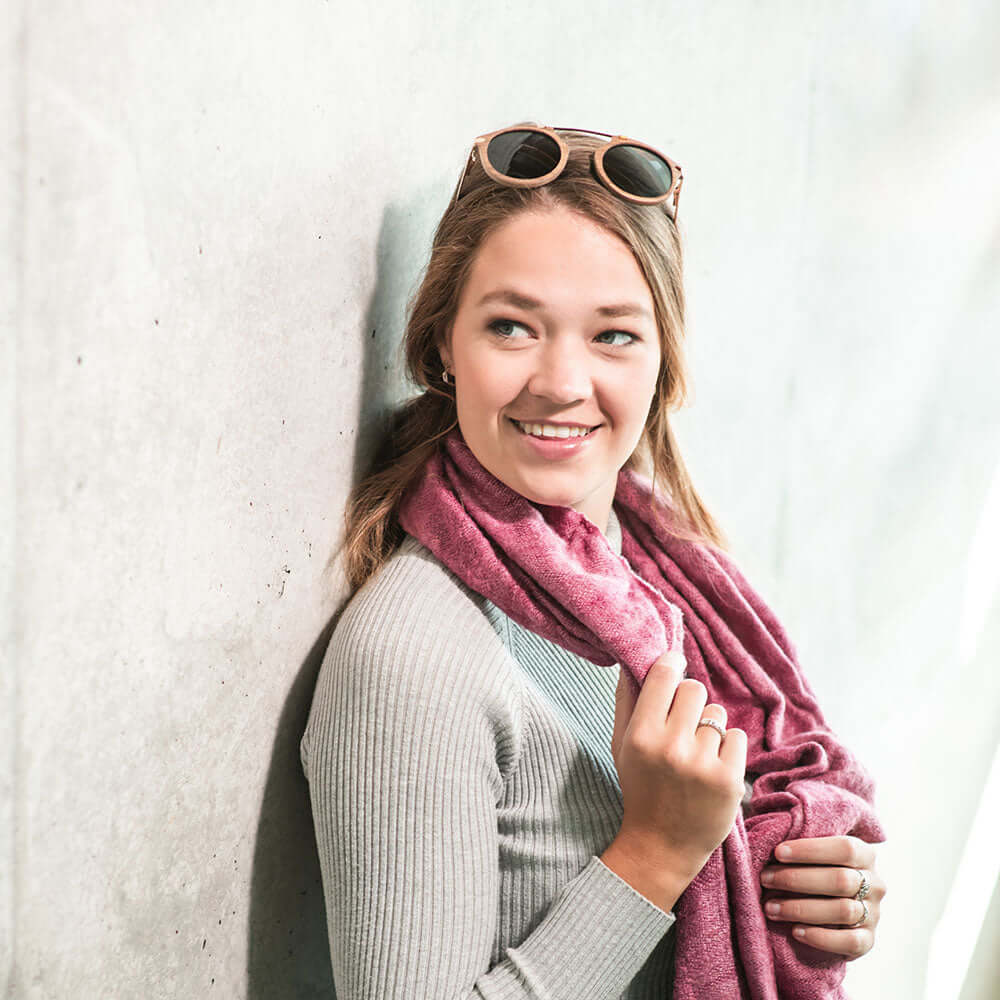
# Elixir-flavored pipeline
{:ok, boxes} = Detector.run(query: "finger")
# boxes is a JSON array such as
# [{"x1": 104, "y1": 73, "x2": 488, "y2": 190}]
[
  {"x1": 761, "y1": 864, "x2": 885, "y2": 901},
  {"x1": 630, "y1": 652, "x2": 685, "y2": 731},
  {"x1": 764, "y1": 894, "x2": 871, "y2": 928},
  {"x1": 787, "y1": 923, "x2": 874, "y2": 959},
  {"x1": 693, "y1": 703, "x2": 727, "y2": 753},
  {"x1": 663, "y1": 678, "x2": 708, "y2": 745},
  {"x1": 613, "y1": 663, "x2": 638, "y2": 727},
  {"x1": 773, "y1": 835, "x2": 877, "y2": 869},
  {"x1": 719, "y1": 725, "x2": 747, "y2": 773},
  {"x1": 612, "y1": 665, "x2": 643, "y2": 762}
]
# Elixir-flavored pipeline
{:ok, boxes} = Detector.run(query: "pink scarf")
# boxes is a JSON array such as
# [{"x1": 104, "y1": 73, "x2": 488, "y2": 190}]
[{"x1": 398, "y1": 425, "x2": 886, "y2": 999}]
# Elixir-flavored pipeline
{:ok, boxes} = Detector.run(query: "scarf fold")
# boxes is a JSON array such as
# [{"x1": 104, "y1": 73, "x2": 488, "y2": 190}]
[{"x1": 398, "y1": 426, "x2": 886, "y2": 1000}]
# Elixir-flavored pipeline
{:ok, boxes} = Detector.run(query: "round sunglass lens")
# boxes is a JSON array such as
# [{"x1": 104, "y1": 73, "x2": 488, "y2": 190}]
[
  {"x1": 486, "y1": 130, "x2": 561, "y2": 180},
  {"x1": 602, "y1": 144, "x2": 673, "y2": 198}
]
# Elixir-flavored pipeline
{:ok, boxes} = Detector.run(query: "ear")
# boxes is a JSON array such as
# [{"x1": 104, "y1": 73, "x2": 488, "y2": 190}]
[{"x1": 437, "y1": 332, "x2": 453, "y2": 373}]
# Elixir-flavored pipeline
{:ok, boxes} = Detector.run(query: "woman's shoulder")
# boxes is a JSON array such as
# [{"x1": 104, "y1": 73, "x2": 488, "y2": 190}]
[
  {"x1": 342, "y1": 532, "x2": 500, "y2": 643},
  {"x1": 302, "y1": 532, "x2": 523, "y2": 779},
  {"x1": 316, "y1": 532, "x2": 518, "y2": 699}
]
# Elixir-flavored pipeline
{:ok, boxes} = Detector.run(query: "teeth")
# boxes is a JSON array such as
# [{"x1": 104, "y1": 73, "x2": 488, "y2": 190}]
[{"x1": 513, "y1": 420, "x2": 595, "y2": 439}]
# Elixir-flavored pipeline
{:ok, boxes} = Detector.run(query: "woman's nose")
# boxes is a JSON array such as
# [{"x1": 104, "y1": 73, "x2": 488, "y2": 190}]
[{"x1": 526, "y1": 339, "x2": 593, "y2": 403}]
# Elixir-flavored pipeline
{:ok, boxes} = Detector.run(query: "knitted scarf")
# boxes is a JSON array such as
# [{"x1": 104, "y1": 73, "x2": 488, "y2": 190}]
[{"x1": 397, "y1": 425, "x2": 886, "y2": 1000}]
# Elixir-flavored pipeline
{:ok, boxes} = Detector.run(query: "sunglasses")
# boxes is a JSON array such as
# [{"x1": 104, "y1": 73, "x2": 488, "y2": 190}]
[{"x1": 451, "y1": 123, "x2": 684, "y2": 220}]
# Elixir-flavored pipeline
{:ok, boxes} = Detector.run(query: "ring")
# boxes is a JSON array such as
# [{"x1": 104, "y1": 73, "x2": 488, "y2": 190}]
[
  {"x1": 848, "y1": 897, "x2": 869, "y2": 927},
  {"x1": 696, "y1": 718, "x2": 726, "y2": 738},
  {"x1": 853, "y1": 868, "x2": 871, "y2": 901}
]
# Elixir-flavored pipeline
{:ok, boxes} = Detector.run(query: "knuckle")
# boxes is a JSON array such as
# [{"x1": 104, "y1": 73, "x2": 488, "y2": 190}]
[
  {"x1": 681, "y1": 678, "x2": 707, "y2": 697},
  {"x1": 840, "y1": 898, "x2": 859, "y2": 923},
  {"x1": 702, "y1": 759, "x2": 728, "y2": 782},
  {"x1": 847, "y1": 930, "x2": 868, "y2": 956},
  {"x1": 661, "y1": 744, "x2": 688, "y2": 771},
  {"x1": 653, "y1": 657, "x2": 682, "y2": 683},
  {"x1": 847, "y1": 836, "x2": 867, "y2": 866},
  {"x1": 704, "y1": 770, "x2": 730, "y2": 794},
  {"x1": 722, "y1": 767, "x2": 746, "y2": 796},
  {"x1": 628, "y1": 729, "x2": 656, "y2": 759},
  {"x1": 837, "y1": 869, "x2": 859, "y2": 895}
]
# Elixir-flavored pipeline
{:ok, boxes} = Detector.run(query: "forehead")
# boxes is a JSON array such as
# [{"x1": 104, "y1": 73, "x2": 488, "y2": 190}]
[{"x1": 460, "y1": 208, "x2": 654, "y2": 309}]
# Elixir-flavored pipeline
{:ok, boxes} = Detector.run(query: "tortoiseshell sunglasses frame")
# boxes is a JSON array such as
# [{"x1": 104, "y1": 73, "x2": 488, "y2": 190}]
[{"x1": 450, "y1": 123, "x2": 683, "y2": 220}]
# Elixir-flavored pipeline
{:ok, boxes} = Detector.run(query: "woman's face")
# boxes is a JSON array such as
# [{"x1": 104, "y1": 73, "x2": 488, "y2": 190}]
[{"x1": 441, "y1": 205, "x2": 662, "y2": 535}]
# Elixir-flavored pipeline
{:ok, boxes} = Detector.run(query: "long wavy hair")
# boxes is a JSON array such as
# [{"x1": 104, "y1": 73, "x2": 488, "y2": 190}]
[{"x1": 341, "y1": 124, "x2": 729, "y2": 598}]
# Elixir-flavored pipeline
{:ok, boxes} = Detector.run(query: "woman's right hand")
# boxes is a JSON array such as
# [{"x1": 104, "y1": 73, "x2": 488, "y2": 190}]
[{"x1": 608, "y1": 650, "x2": 748, "y2": 895}]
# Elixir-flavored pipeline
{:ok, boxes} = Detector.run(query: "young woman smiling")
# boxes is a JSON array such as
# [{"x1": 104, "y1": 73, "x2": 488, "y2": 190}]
[
  {"x1": 301, "y1": 123, "x2": 886, "y2": 999},
  {"x1": 439, "y1": 206, "x2": 660, "y2": 536}
]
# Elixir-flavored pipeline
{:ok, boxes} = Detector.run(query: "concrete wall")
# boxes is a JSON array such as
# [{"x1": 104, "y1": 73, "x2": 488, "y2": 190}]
[{"x1": 5, "y1": 1, "x2": 999, "y2": 997}]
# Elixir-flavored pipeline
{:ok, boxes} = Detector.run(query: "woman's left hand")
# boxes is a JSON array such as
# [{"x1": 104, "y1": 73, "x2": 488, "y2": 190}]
[{"x1": 759, "y1": 835, "x2": 886, "y2": 959}]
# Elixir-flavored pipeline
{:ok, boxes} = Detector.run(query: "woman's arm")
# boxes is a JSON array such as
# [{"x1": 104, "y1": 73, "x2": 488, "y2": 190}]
[{"x1": 301, "y1": 586, "x2": 674, "y2": 999}]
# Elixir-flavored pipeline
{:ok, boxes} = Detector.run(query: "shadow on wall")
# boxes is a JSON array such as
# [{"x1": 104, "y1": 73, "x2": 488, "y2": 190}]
[
  {"x1": 246, "y1": 619, "x2": 338, "y2": 999},
  {"x1": 246, "y1": 199, "x2": 430, "y2": 996}
]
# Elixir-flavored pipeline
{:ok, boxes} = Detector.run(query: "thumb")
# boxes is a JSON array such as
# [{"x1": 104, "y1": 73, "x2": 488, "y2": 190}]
[{"x1": 611, "y1": 666, "x2": 639, "y2": 764}]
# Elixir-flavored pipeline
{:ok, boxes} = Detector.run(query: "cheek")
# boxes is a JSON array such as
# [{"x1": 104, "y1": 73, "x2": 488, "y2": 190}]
[
  {"x1": 609, "y1": 372, "x2": 656, "y2": 419},
  {"x1": 459, "y1": 359, "x2": 518, "y2": 409},
  {"x1": 456, "y1": 371, "x2": 512, "y2": 432}
]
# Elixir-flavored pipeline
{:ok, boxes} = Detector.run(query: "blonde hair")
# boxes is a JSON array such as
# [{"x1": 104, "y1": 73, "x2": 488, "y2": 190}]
[{"x1": 340, "y1": 125, "x2": 729, "y2": 597}]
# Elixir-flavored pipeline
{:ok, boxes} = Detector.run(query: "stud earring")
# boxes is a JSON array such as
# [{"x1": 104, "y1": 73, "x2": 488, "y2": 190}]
[{"x1": 442, "y1": 367, "x2": 451, "y2": 385}]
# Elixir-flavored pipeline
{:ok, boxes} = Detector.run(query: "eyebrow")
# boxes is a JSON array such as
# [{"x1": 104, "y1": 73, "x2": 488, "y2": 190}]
[{"x1": 475, "y1": 288, "x2": 653, "y2": 321}]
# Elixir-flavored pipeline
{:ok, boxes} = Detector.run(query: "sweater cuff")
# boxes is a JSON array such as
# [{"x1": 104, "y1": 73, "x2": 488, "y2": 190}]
[{"x1": 484, "y1": 855, "x2": 675, "y2": 998}]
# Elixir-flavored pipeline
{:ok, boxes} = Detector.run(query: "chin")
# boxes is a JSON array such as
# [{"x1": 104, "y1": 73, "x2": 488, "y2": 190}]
[{"x1": 510, "y1": 479, "x2": 584, "y2": 511}]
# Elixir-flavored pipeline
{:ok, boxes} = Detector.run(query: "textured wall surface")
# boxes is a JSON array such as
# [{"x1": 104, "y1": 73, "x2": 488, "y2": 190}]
[{"x1": 5, "y1": 1, "x2": 999, "y2": 997}]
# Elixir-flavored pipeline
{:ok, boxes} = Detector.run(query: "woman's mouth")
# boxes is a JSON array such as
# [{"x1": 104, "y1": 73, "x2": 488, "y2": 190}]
[
  {"x1": 510, "y1": 418, "x2": 600, "y2": 439},
  {"x1": 508, "y1": 417, "x2": 602, "y2": 456}
]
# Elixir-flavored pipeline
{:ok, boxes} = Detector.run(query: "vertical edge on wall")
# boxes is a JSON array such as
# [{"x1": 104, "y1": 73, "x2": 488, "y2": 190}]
[{"x1": 1, "y1": 1, "x2": 28, "y2": 995}]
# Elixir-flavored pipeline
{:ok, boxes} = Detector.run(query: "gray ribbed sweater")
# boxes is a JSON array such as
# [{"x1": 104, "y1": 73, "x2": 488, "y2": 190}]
[{"x1": 301, "y1": 507, "x2": 690, "y2": 998}]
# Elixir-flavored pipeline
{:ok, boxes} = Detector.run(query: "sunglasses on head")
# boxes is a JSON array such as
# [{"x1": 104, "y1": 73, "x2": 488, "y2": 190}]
[{"x1": 451, "y1": 123, "x2": 684, "y2": 220}]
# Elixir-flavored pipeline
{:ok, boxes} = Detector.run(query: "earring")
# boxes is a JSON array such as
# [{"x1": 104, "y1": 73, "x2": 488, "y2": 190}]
[{"x1": 442, "y1": 367, "x2": 451, "y2": 385}]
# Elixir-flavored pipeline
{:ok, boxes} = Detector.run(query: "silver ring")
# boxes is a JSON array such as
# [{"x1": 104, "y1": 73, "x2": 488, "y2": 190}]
[
  {"x1": 696, "y1": 718, "x2": 726, "y2": 738},
  {"x1": 848, "y1": 897, "x2": 869, "y2": 927},
  {"x1": 853, "y1": 869, "x2": 871, "y2": 901}
]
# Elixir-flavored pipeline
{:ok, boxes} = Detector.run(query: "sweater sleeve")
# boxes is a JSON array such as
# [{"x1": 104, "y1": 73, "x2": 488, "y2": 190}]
[{"x1": 301, "y1": 565, "x2": 675, "y2": 1000}]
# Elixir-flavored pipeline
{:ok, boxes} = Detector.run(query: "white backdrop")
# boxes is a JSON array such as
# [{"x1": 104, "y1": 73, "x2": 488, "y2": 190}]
[{"x1": 4, "y1": 1, "x2": 999, "y2": 997}]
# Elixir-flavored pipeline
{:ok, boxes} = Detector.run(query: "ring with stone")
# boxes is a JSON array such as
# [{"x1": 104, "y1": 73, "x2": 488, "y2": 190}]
[
  {"x1": 848, "y1": 897, "x2": 870, "y2": 927},
  {"x1": 696, "y1": 718, "x2": 726, "y2": 738},
  {"x1": 853, "y1": 869, "x2": 871, "y2": 900}
]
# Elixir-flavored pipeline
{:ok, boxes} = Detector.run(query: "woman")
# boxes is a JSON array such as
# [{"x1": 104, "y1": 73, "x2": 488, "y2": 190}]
[{"x1": 301, "y1": 123, "x2": 887, "y2": 998}]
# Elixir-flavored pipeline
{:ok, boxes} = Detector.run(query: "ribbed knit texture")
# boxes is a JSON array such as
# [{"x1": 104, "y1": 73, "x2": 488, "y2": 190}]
[{"x1": 301, "y1": 507, "x2": 716, "y2": 999}]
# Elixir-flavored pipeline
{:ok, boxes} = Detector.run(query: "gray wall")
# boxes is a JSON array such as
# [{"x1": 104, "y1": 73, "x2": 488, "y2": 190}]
[{"x1": 5, "y1": 2, "x2": 999, "y2": 997}]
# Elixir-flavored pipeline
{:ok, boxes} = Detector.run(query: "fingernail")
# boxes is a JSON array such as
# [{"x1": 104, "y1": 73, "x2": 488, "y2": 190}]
[
  {"x1": 776, "y1": 844, "x2": 792, "y2": 860},
  {"x1": 765, "y1": 902, "x2": 780, "y2": 916},
  {"x1": 761, "y1": 870, "x2": 774, "y2": 885},
  {"x1": 664, "y1": 650, "x2": 686, "y2": 671},
  {"x1": 793, "y1": 927, "x2": 807, "y2": 939}
]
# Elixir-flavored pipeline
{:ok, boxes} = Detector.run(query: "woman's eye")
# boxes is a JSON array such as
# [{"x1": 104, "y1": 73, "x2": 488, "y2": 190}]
[
  {"x1": 596, "y1": 330, "x2": 638, "y2": 347},
  {"x1": 488, "y1": 319, "x2": 638, "y2": 347},
  {"x1": 487, "y1": 318, "x2": 531, "y2": 339}
]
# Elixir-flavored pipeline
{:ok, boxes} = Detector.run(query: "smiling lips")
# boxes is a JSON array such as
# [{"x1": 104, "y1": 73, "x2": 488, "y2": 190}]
[{"x1": 509, "y1": 417, "x2": 601, "y2": 439}]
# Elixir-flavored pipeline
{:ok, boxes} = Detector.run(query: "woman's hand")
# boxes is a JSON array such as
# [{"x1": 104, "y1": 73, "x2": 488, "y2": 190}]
[
  {"x1": 607, "y1": 656, "x2": 748, "y2": 904},
  {"x1": 759, "y1": 835, "x2": 886, "y2": 959}
]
